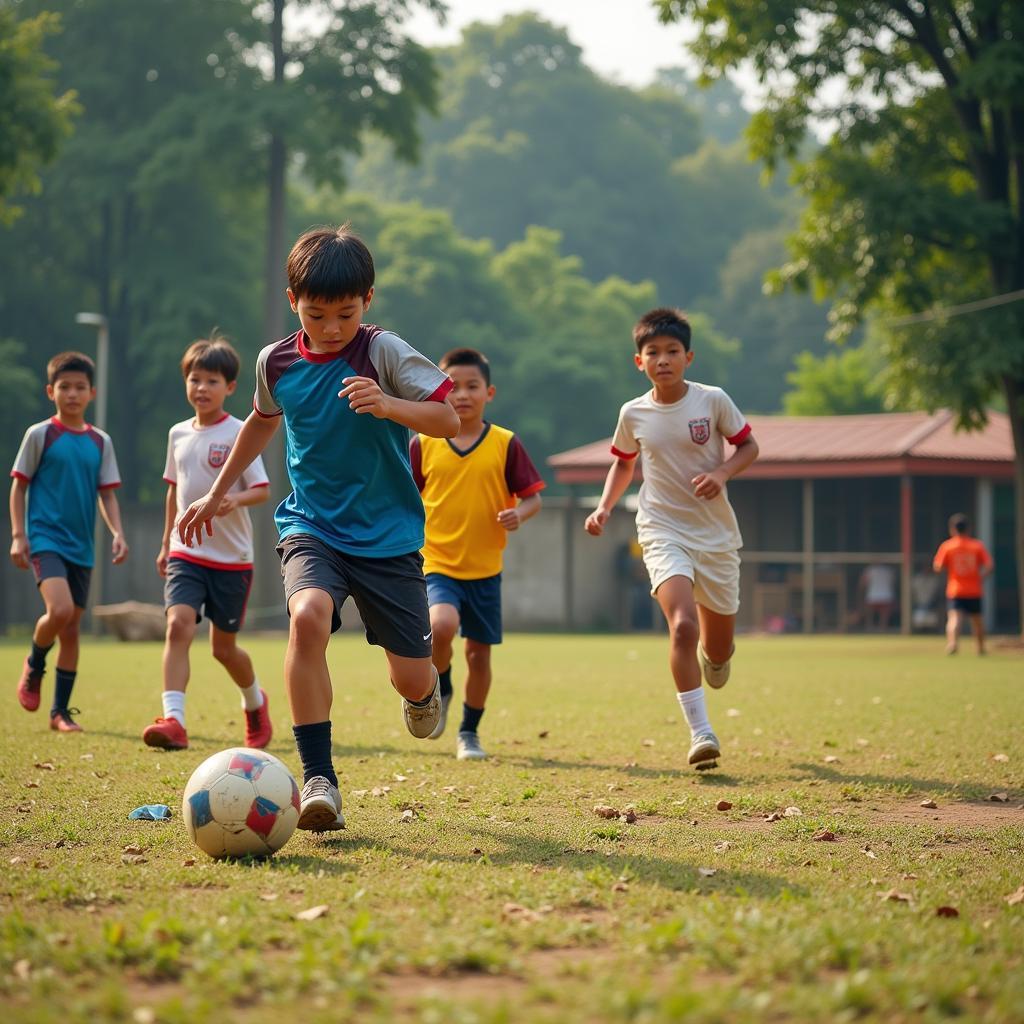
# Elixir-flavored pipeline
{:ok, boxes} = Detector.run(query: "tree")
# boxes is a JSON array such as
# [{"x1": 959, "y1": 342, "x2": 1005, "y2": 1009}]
[
  {"x1": 656, "y1": 0, "x2": 1024, "y2": 631},
  {"x1": 0, "y1": 8, "x2": 77, "y2": 222},
  {"x1": 783, "y1": 346, "x2": 886, "y2": 416}
]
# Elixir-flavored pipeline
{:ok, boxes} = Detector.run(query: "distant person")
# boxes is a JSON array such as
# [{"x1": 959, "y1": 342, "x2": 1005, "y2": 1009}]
[
  {"x1": 859, "y1": 563, "x2": 897, "y2": 631},
  {"x1": 411, "y1": 347, "x2": 545, "y2": 760},
  {"x1": 584, "y1": 307, "x2": 759, "y2": 770},
  {"x1": 933, "y1": 513, "x2": 993, "y2": 655},
  {"x1": 9, "y1": 351, "x2": 128, "y2": 732},
  {"x1": 176, "y1": 225, "x2": 458, "y2": 832},
  {"x1": 142, "y1": 335, "x2": 273, "y2": 751}
]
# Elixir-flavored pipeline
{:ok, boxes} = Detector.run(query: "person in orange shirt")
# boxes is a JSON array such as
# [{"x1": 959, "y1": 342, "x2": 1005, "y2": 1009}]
[{"x1": 932, "y1": 513, "x2": 993, "y2": 655}]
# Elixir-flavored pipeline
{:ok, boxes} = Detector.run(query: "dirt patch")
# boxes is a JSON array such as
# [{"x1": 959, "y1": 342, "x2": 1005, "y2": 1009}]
[{"x1": 866, "y1": 799, "x2": 1024, "y2": 829}]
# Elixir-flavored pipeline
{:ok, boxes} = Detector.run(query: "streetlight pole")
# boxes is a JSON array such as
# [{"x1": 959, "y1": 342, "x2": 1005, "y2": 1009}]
[{"x1": 75, "y1": 313, "x2": 110, "y2": 632}]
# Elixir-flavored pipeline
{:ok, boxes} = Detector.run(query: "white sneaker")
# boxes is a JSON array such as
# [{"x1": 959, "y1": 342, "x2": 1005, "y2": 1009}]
[
  {"x1": 403, "y1": 673, "x2": 441, "y2": 739},
  {"x1": 699, "y1": 645, "x2": 734, "y2": 689},
  {"x1": 456, "y1": 731, "x2": 488, "y2": 760},
  {"x1": 428, "y1": 690, "x2": 453, "y2": 740},
  {"x1": 297, "y1": 776, "x2": 345, "y2": 831},
  {"x1": 687, "y1": 731, "x2": 720, "y2": 767}
]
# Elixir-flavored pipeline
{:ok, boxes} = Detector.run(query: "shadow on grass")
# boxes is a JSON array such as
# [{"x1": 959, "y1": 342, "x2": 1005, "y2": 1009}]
[{"x1": 490, "y1": 752, "x2": 746, "y2": 786}]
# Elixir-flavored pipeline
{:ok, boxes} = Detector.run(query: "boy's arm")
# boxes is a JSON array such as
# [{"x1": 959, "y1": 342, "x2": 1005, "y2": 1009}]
[
  {"x1": 157, "y1": 484, "x2": 176, "y2": 577},
  {"x1": 497, "y1": 493, "x2": 542, "y2": 532},
  {"x1": 9, "y1": 478, "x2": 30, "y2": 569},
  {"x1": 98, "y1": 489, "x2": 129, "y2": 564},
  {"x1": 338, "y1": 376, "x2": 459, "y2": 438},
  {"x1": 215, "y1": 484, "x2": 271, "y2": 517},
  {"x1": 585, "y1": 457, "x2": 636, "y2": 536},
  {"x1": 693, "y1": 435, "x2": 759, "y2": 499},
  {"x1": 932, "y1": 544, "x2": 947, "y2": 574},
  {"x1": 178, "y1": 412, "x2": 280, "y2": 547}
]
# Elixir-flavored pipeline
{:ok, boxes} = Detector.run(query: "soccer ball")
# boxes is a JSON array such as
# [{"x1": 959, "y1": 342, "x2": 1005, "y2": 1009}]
[{"x1": 182, "y1": 747, "x2": 300, "y2": 859}]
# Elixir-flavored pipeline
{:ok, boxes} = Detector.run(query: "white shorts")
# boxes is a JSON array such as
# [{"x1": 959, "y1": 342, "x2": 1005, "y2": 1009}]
[{"x1": 640, "y1": 537, "x2": 740, "y2": 615}]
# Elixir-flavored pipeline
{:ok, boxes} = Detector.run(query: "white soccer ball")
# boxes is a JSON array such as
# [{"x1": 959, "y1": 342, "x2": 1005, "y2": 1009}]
[{"x1": 182, "y1": 747, "x2": 300, "y2": 859}]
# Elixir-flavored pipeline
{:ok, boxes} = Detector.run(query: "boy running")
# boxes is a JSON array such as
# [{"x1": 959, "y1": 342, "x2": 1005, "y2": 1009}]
[
  {"x1": 933, "y1": 513, "x2": 993, "y2": 655},
  {"x1": 10, "y1": 351, "x2": 128, "y2": 732},
  {"x1": 143, "y1": 335, "x2": 273, "y2": 750},
  {"x1": 410, "y1": 348, "x2": 545, "y2": 760},
  {"x1": 584, "y1": 308, "x2": 758, "y2": 769},
  {"x1": 177, "y1": 225, "x2": 458, "y2": 831}
]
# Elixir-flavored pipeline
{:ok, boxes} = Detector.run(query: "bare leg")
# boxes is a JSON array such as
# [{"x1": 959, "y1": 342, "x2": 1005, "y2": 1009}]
[
  {"x1": 945, "y1": 609, "x2": 961, "y2": 654},
  {"x1": 54, "y1": 606, "x2": 85, "y2": 673},
  {"x1": 429, "y1": 602, "x2": 460, "y2": 676},
  {"x1": 697, "y1": 604, "x2": 736, "y2": 664},
  {"x1": 463, "y1": 639, "x2": 492, "y2": 709},
  {"x1": 969, "y1": 613, "x2": 986, "y2": 655},
  {"x1": 654, "y1": 575, "x2": 701, "y2": 692},
  {"x1": 285, "y1": 588, "x2": 334, "y2": 725},
  {"x1": 162, "y1": 604, "x2": 198, "y2": 692},
  {"x1": 210, "y1": 624, "x2": 256, "y2": 688},
  {"x1": 35, "y1": 577, "x2": 76, "y2": 650},
  {"x1": 385, "y1": 651, "x2": 435, "y2": 702}
]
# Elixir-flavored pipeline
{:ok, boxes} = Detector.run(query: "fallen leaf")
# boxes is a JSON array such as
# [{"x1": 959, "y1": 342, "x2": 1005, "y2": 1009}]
[
  {"x1": 619, "y1": 809, "x2": 639, "y2": 824},
  {"x1": 823, "y1": 755, "x2": 839, "y2": 764},
  {"x1": 714, "y1": 841, "x2": 732, "y2": 853},
  {"x1": 370, "y1": 786, "x2": 391, "y2": 797},
  {"x1": 726, "y1": 708, "x2": 741, "y2": 717},
  {"x1": 902, "y1": 873, "x2": 918, "y2": 880},
  {"x1": 812, "y1": 829, "x2": 837, "y2": 842},
  {"x1": 593, "y1": 804, "x2": 619, "y2": 819},
  {"x1": 133, "y1": 1009, "x2": 156, "y2": 1024},
  {"x1": 765, "y1": 812, "x2": 783, "y2": 823},
  {"x1": 121, "y1": 854, "x2": 147, "y2": 865},
  {"x1": 642, "y1": 738, "x2": 655, "y2": 747},
  {"x1": 24, "y1": 781, "x2": 39, "y2": 789},
  {"x1": 880, "y1": 888, "x2": 912, "y2": 903},
  {"x1": 611, "y1": 881, "x2": 629, "y2": 892},
  {"x1": 538, "y1": 730, "x2": 549, "y2": 739},
  {"x1": 784, "y1": 806, "x2": 802, "y2": 817},
  {"x1": 79, "y1": 753, "x2": 94, "y2": 760},
  {"x1": 122, "y1": 845, "x2": 144, "y2": 855},
  {"x1": 34, "y1": 762, "x2": 56, "y2": 771},
  {"x1": 350, "y1": 789, "x2": 368, "y2": 798},
  {"x1": 716, "y1": 800, "x2": 733, "y2": 812},
  {"x1": 502, "y1": 902, "x2": 542, "y2": 922},
  {"x1": 13, "y1": 959, "x2": 31, "y2": 981},
  {"x1": 698, "y1": 867, "x2": 717, "y2": 877},
  {"x1": 936, "y1": 906, "x2": 960, "y2": 917},
  {"x1": 992, "y1": 753, "x2": 1009, "y2": 763},
  {"x1": 471, "y1": 847, "x2": 483, "y2": 856},
  {"x1": 989, "y1": 793, "x2": 1009, "y2": 803},
  {"x1": 1005, "y1": 885, "x2": 1024, "y2": 906},
  {"x1": 861, "y1": 846, "x2": 877, "y2": 859},
  {"x1": 624, "y1": 760, "x2": 638, "y2": 768},
  {"x1": 296, "y1": 905, "x2": 329, "y2": 921},
  {"x1": 393, "y1": 774, "x2": 408, "y2": 782},
  {"x1": 16, "y1": 802, "x2": 34, "y2": 813},
  {"x1": 400, "y1": 809, "x2": 415, "y2": 823},
  {"x1": 920, "y1": 800, "x2": 938, "y2": 809},
  {"x1": 9, "y1": 857, "x2": 22, "y2": 865},
  {"x1": 259, "y1": 893, "x2": 278, "y2": 901},
  {"x1": 182, "y1": 858, "x2": 195, "y2": 866},
  {"x1": 856, "y1": 738, "x2": 869, "y2": 747}
]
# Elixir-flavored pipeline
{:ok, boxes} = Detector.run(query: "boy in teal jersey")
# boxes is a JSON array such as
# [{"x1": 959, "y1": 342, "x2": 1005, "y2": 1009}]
[
  {"x1": 178, "y1": 225, "x2": 459, "y2": 832},
  {"x1": 10, "y1": 351, "x2": 128, "y2": 731}
]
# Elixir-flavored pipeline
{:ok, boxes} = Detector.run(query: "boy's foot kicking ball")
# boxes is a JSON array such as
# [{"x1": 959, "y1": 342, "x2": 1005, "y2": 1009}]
[
  {"x1": 687, "y1": 731, "x2": 720, "y2": 768},
  {"x1": 403, "y1": 674, "x2": 442, "y2": 738},
  {"x1": 699, "y1": 646, "x2": 734, "y2": 689},
  {"x1": 49, "y1": 707, "x2": 83, "y2": 733},
  {"x1": 142, "y1": 717, "x2": 189, "y2": 750},
  {"x1": 456, "y1": 730, "x2": 487, "y2": 760},
  {"x1": 243, "y1": 689, "x2": 273, "y2": 748},
  {"x1": 17, "y1": 660, "x2": 44, "y2": 712},
  {"x1": 297, "y1": 776, "x2": 345, "y2": 831}
]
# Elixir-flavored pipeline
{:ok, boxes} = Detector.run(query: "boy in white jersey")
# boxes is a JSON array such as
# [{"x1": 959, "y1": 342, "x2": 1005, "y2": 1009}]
[
  {"x1": 585, "y1": 308, "x2": 759, "y2": 769},
  {"x1": 142, "y1": 336, "x2": 273, "y2": 751}
]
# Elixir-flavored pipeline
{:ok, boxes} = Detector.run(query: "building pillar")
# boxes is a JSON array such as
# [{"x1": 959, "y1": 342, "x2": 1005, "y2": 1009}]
[
  {"x1": 802, "y1": 478, "x2": 814, "y2": 633},
  {"x1": 976, "y1": 478, "x2": 996, "y2": 631},
  {"x1": 564, "y1": 488, "x2": 577, "y2": 629},
  {"x1": 900, "y1": 475, "x2": 913, "y2": 635}
]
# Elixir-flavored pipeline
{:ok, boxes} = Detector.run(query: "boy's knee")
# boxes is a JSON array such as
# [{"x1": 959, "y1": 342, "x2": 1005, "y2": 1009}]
[
  {"x1": 669, "y1": 615, "x2": 699, "y2": 650},
  {"x1": 430, "y1": 606, "x2": 459, "y2": 643},
  {"x1": 47, "y1": 600, "x2": 76, "y2": 628},
  {"x1": 211, "y1": 636, "x2": 237, "y2": 663},
  {"x1": 464, "y1": 640, "x2": 491, "y2": 669},
  {"x1": 290, "y1": 596, "x2": 332, "y2": 644}
]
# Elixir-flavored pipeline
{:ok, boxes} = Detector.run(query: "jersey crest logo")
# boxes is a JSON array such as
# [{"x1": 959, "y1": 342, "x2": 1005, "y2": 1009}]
[
  {"x1": 688, "y1": 418, "x2": 711, "y2": 445},
  {"x1": 208, "y1": 443, "x2": 230, "y2": 468}
]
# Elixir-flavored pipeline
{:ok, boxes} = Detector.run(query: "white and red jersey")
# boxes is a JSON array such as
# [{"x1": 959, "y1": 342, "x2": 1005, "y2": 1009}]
[
  {"x1": 611, "y1": 381, "x2": 750, "y2": 553},
  {"x1": 163, "y1": 413, "x2": 269, "y2": 568}
]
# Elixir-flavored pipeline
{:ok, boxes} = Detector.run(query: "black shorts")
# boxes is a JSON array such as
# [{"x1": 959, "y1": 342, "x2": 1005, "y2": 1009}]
[
  {"x1": 277, "y1": 533, "x2": 432, "y2": 659},
  {"x1": 948, "y1": 596, "x2": 982, "y2": 615},
  {"x1": 31, "y1": 551, "x2": 91, "y2": 609},
  {"x1": 165, "y1": 557, "x2": 253, "y2": 633}
]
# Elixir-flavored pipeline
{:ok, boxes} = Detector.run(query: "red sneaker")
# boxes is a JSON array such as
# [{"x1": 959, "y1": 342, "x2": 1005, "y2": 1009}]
[
  {"x1": 244, "y1": 690, "x2": 272, "y2": 749},
  {"x1": 50, "y1": 707, "x2": 83, "y2": 732},
  {"x1": 17, "y1": 659, "x2": 44, "y2": 712},
  {"x1": 142, "y1": 716, "x2": 188, "y2": 750}
]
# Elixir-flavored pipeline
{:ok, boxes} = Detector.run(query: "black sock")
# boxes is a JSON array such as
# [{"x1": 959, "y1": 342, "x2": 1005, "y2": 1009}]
[
  {"x1": 460, "y1": 703, "x2": 484, "y2": 734},
  {"x1": 29, "y1": 641, "x2": 53, "y2": 673},
  {"x1": 438, "y1": 666, "x2": 453, "y2": 699},
  {"x1": 292, "y1": 722, "x2": 337, "y2": 786},
  {"x1": 52, "y1": 669, "x2": 76, "y2": 714}
]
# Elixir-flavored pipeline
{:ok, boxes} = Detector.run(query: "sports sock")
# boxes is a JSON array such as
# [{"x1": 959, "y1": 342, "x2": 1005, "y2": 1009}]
[
  {"x1": 52, "y1": 669, "x2": 76, "y2": 714},
  {"x1": 162, "y1": 690, "x2": 186, "y2": 727},
  {"x1": 238, "y1": 680, "x2": 263, "y2": 711},
  {"x1": 438, "y1": 666, "x2": 453, "y2": 699},
  {"x1": 459, "y1": 703, "x2": 485, "y2": 734},
  {"x1": 28, "y1": 641, "x2": 53, "y2": 672},
  {"x1": 677, "y1": 687, "x2": 711, "y2": 738},
  {"x1": 293, "y1": 721, "x2": 337, "y2": 786}
]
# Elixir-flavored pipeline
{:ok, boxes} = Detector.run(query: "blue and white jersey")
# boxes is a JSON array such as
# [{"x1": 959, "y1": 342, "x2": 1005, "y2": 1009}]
[
  {"x1": 11, "y1": 417, "x2": 122, "y2": 567},
  {"x1": 254, "y1": 326, "x2": 452, "y2": 558}
]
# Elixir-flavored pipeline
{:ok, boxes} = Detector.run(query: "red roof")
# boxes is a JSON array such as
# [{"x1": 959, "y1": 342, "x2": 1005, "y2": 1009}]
[{"x1": 549, "y1": 410, "x2": 1015, "y2": 483}]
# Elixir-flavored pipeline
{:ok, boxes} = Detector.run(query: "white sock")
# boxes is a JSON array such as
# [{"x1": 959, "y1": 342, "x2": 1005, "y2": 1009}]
[
  {"x1": 162, "y1": 690, "x2": 186, "y2": 727},
  {"x1": 677, "y1": 687, "x2": 712, "y2": 739},
  {"x1": 239, "y1": 680, "x2": 263, "y2": 711}
]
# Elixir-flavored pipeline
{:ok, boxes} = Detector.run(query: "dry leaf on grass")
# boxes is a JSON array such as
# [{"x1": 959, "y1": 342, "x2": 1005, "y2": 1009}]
[
  {"x1": 122, "y1": 845, "x2": 144, "y2": 855},
  {"x1": 34, "y1": 762, "x2": 56, "y2": 771},
  {"x1": 714, "y1": 841, "x2": 732, "y2": 853},
  {"x1": 393, "y1": 774, "x2": 408, "y2": 782},
  {"x1": 936, "y1": 906, "x2": 959, "y2": 917},
  {"x1": 296, "y1": 905, "x2": 329, "y2": 921},
  {"x1": 992, "y1": 753, "x2": 1009, "y2": 763},
  {"x1": 620, "y1": 809, "x2": 638, "y2": 824},
  {"x1": 823, "y1": 755, "x2": 839, "y2": 764},
  {"x1": 784, "y1": 806, "x2": 802, "y2": 817},
  {"x1": 642, "y1": 739, "x2": 655, "y2": 747},
  {"x1": 765, "y1": 811, "x2": 783, "y2": 823},
  {"x1": 716, "y1": 800, "x2": 733, "y2": 812},
  {"x1": 471, "y1": 847, "x2": 483, "y2": 856},
  {"x1": 920, "y1": 799, "x2": 938, "y2": 809},
  {"x1": 861, "y1": 846, "x2": 877, "y2": 859},
  {"x1": 350, "y1": 789, "x2": 368, "y2": 798},
  {"x1": 181, "y1": 858, "x2": 195, "y2": 867},
  {"x1": 12, "y1": 959, "x2": 31, "y2": 981},
  {"x1": 538, "y1": 730, "x2": 549, "y2": 739},
  {"x1": 259, "y1": 893, "x2": 278, "y2": 901},
  {"x1": 880, "y1": 889, "x2": 912, "y2": 903},
  {"x1": 400, "y1": 809, "x2": 416, "y2": 823},
  {"x1": 594, "y1": 804, "x2": 619, "y2": 819},
  {"x1": 989, "y1": 792, "x2": 1009, "y2": 802},
  {"x1": 611, "y1": 881, "x2": 629, "y2": 892},
  {"x1": 698, "y1": 867, "x2": 717, "y2": 877},
  {"x1": 370, "y1": 786, "x2": 391, "y2": 797},
  {"x1": 624, "y1": 760, "x2": 638, "y2": 768},
  {"x1": 1004, "y1": 885, "x2": 1024, "y2": 906},
  {"x1": 726, "y1": 708, "x2": 741, "y2": 717},
  {"x1": 812, "y1": 829, "x2": 837, "y2": 842},
  {"x1": 502, "y1": 902, "x2": 544, "y2": 922},
  {"x1": 121, "y1": 854, "x2": 147, "y2": 865},
  {"x1": 24, "y1": 781, "x2": 39, "y2": 789}
]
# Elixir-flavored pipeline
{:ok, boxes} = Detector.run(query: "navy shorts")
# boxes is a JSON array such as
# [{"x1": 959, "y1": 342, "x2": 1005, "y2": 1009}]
[
  {"x1": 277, "y1": 533, "x2": 432, "y2": 659},
  {"x1": 426, "y1": 572, "x2": 503, "y2": 646},
  {"x1": 165, "y1": 557, "x2": 253, "y2": 633},
  {"x1": 948, "y1": 596, "x2": 982, "y2": 615},
  {"x1": 31, "y1": 551, "x2": 91, "y2": 609}
]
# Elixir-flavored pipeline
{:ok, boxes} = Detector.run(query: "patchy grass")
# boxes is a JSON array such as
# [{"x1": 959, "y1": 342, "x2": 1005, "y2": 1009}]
[{"x1": 1, "y1": 634, "x2": 1022, "y2": 1023}]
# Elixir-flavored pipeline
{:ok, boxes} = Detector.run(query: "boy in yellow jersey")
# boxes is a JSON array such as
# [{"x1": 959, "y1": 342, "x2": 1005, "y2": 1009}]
[{"x1": 410, "y1": 348, "x2": 545, "y2": 760}]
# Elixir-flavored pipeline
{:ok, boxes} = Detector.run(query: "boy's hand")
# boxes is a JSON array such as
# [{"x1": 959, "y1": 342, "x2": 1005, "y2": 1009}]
[
  {"x1": 216, "y1": 494, "x2": 238, "y2": 517},
  {"x1": 177, "y1": 493, "x2": 219, "y2": 548},
  {"x1": 339, "y1": 376, "x2": 392, "y2": 419},
  {"x1": 112, "y1": 533, "x2": 129, "y2": 564},
  {"x1": 585, "y1": 508, "x2": 610, "y2": 536},
  {"x1": 156, "y1": 544, "x2": 169, "y2": 577},
  {"x1": 692, "y1": 469, "x2": 728, "y2": 500},
  {"x1": 497, "y1": 508, "x2": 522, "y2": 532},
  {"x1": 10, "y1": 534, "x2": 30, "y2": 570}
]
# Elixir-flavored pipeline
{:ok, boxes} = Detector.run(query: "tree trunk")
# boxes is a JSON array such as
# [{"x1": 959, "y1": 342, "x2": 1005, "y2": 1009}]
[{"x1": 1002, "y1": 373, "x2": 1024, "y2": 637}]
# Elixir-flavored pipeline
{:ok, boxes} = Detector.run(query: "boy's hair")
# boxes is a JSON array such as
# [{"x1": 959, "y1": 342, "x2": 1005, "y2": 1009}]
[
  {"x1": 287, "y1": 224, "x2": 375, "y2": 301},
  {"x1": 439, "y1": 347, "x2": 491, "y2": 385},
  {"x1": 181, "y1": 331, "x2": 241, "y2": 383},
  {"x1": 949, "y1": 513, "x2": 970, "y2": 534},
  {"x1": 47, "y1": 351, "x2": 95, "y2": 386},
  {"x1": 632, "y1": 307, "x2": 692, "y2": 353}
]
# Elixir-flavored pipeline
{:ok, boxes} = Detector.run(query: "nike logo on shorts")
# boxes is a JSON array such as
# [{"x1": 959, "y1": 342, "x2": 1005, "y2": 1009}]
[{"x1": 423, "y1": 631, "x2": 432, "y2": 641}]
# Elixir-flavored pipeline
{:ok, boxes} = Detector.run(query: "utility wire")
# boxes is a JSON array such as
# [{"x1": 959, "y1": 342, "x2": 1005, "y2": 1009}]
[{"x1": 887, "y1": 287, "x2": 1024, "y2": 327}]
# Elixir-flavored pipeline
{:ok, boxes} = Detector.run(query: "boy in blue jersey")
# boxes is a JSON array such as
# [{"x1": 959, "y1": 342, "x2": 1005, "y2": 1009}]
[
  {"x1": 10, "y1": 352, "x2": 128, "y2": 731},
  {"x1": 178, "y1": 225, "x2": 459, "y2": 832}
]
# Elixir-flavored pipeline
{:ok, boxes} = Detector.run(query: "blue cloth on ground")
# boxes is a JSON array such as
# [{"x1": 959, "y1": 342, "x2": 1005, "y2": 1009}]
[{"x1": 128, "y1": 804, "x2": 172, "y2": 821}]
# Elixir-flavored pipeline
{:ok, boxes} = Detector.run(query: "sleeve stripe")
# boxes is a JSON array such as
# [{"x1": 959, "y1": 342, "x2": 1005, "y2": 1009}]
[
  {"x1": 162, "y1": 477, "x2": 176, "y2": 485},
  {"x1": 252, "y1": 399, "x2": 282, "y2": 419},
  {"x1": 250, "y1": 481, "x2": 271, "y2": 488},
  {"x1": 516, "y1": 480, "x2": 546, "y2": 498},
  {"x1": 426, "y1": 377, "x2": 454, "y2": 403},
  {"x1": 10, "y1": 471, "x2": 30, "y2": 482},
  {"x1": 726, "y1": 423, "x2": 752, "y2": 445},
  {"x1": 610, "y1": 446, "x2": 639, "y2": 460},
  {"x1": 98, "y1": 482, "x2": 121, "y2": 491}
]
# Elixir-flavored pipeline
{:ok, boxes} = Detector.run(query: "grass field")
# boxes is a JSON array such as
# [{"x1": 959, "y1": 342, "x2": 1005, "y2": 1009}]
[{"x1": 1, "y1": 634, "x2": 1022, "y2": 1023}]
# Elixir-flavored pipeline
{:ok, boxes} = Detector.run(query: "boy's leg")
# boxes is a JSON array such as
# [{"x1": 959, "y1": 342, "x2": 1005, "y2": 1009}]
[
  {"x1": 969, "y1": 613, "x2": 986, "y2": 654},
  {"x1": 19, "y1": 570, "x2": 75, "y2": 712},
  {"x1": 143, "y1": 604, "x2": 197, "y2": 749},
  {"x1": 694, "y1": 551, "x2": 740, "y2": 689},
  {"x1": 50, "y1": 606, "x2": 85, "y2": 732},
  {"x1": 386, "y1": 651, "x2": 441, "y2": 738},
  {"x1": 455, "y1": 575, "x2": 501, "y2": 759},
  {"x1": 210, "y1": 625, "x2": 272, "y2": 748},
  {"x1": 945, "y1": 606, "x2": 961, "y2": 653}
]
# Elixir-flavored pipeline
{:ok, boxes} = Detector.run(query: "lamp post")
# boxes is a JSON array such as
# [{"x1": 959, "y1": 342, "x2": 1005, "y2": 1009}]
[{"x1": 75, "y1": 313, "x2": 110, "y2": 631}]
